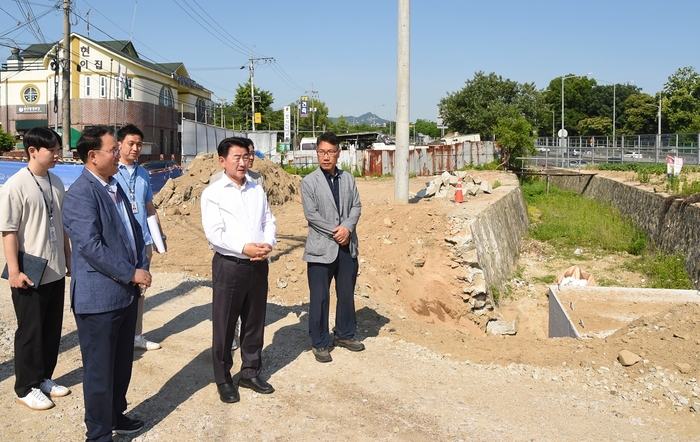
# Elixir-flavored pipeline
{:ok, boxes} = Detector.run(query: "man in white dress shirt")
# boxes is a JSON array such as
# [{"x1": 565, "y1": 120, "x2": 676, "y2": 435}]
[{"x1": 201, "y1": 137, "x2": 276, "y2": 403}]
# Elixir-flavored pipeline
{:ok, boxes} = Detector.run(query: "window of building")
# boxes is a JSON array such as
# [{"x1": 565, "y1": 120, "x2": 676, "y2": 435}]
[
  {"x1": 99, "y1": 76, "x2": 107, "y2": 98},
  {"x1": 196, "y1": 98, "x2": 207, "y2": 122},
  {"x1": 159, "y1": 87, "x2": 173, "y2": 107},
  {"x1": 22, "y1": 85, "x2": 39, "y2": 104},
  {"x1": 125, "y1": 78, "x2": 132, "y2": 99},
  {"x1": 85, "y1": 76, "x2": 91, "y2": 96}
]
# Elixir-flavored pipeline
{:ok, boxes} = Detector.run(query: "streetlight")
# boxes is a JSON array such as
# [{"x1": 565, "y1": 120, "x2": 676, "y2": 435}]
[
  {"x1": 561, "y1": 72, "x2": 592, "y2": 143},
  {"x1": 550, "y1": 110, "x2": 555, "y2": 140},
  {"x1": 646, "y1": 98, "x2": 662, "y2": 163},
  {"x1": 596, "y1": 79, "x2": 633, "y2": 153}
]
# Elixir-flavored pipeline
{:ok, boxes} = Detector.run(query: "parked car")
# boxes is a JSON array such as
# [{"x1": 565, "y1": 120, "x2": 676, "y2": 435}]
[
  {"x1": 536, "y1": 147, "x2": 550, "y2": 153},
  {"x1": 142, "y1": 160, "x2": 183, "y2": 193},
  {"x1": 568, "y1": 160, "x2": 588, "y2": 167},
  {"x1": 623, "y1": 151, "x2": 643, "y2": 158}
]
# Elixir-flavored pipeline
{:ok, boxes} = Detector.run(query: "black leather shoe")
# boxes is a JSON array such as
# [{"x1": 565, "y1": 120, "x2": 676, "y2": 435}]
[
  {"x1": 217, "y1": 382, "x2": 240, "y2": 403},
  {"x1": 114, "y1": 414, "x2": 144, "y2": 435},
  {"x1": 238, "y1": 376, "x2": 275, "y2": 394}
]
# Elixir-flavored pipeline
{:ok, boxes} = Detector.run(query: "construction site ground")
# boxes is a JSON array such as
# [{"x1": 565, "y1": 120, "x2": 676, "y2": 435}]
[{"x1": 1, "y1": 161, "x2": 699, "y2": 441}]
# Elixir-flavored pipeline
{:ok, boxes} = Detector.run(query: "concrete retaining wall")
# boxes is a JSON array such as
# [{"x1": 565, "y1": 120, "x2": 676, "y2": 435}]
[
  {"x1": 471, "y1": 186, "x2": 529, "y2": 295},
  {"x1": 549, "y1": 174, "x2": 700, "y2": 287}
]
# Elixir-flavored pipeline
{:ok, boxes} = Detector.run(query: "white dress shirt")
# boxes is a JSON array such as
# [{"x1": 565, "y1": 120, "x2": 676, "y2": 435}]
[{"x1": 201, "y1": 175, "x2": 276, "y2": 259}]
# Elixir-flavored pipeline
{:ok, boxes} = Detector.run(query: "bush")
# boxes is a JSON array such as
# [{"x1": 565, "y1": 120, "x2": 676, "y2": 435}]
[{"x1": 0, "y1": 129, "x2": 15, "y2": 152}]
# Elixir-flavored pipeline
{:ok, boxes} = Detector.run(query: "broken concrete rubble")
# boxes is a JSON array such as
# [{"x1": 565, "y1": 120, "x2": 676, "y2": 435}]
[{"x1": 416, "y1": 172, "x2": 492, "y2": 200}]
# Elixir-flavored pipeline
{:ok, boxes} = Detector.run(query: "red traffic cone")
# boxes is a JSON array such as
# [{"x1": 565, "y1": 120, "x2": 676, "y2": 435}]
[{"x1": 452, "y1": 177, "x2": 465, "y2": 203}]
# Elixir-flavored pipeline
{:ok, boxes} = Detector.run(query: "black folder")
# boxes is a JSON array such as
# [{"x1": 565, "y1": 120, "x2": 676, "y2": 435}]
[{"x1": 1, "y1": 251, "x2": 49, "y2": 286}]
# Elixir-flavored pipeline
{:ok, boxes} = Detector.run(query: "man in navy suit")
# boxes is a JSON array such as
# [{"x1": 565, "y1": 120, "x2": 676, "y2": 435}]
[{"x1": 63, "y1": 126, "x2": 151, "y2": 442}]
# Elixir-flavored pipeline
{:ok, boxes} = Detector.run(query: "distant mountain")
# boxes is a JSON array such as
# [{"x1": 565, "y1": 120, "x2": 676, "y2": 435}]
[{"x1": 330, "y1": 112, "x2": 389, "y2": 127}]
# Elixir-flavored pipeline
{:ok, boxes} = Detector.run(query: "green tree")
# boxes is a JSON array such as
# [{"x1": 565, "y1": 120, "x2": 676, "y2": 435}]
[
  {"x1": 542, "y1": 75, "x2": 596, "y2": 136},
  {"x1": 334, "y1": 115, "x2": 350, "y2": 134},
  {"x1": 494, "y1": 111, "x2": 534, "y2": 168},
  {"x1": 622, "y1": 93, "x2": 658, "y2": 134},
  {"x1": 414, "y1": 119, "x2": 440, "y2": 138},
  {"x1": 577, "y1": 116, "x2": 613, "y2": 136},
  {"x1": 0, "y1": 128, "x2": 15, "y2": 151},
  {"x1": 233, "y1": 81, "x2": 274, "y2": 130},
  {"x1": 439, "y1": 71, "x2": 537, "y2": 139},
  {"x1": 662, "y1": 67, "x2": 700, "y2": 132}
]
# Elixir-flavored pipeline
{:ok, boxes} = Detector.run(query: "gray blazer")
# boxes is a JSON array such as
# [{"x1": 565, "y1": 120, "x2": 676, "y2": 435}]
[{"x1": 301, "y1": 167, "x2": 361, "y2": 264}]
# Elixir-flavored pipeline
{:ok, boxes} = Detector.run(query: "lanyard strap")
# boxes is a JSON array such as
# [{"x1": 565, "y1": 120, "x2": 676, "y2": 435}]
[
  {"x1": 118, "y1": 163, "x2": 139, "y2": 201},
  {"x1": 26, "y1": 167, "x2": 54, "y2": 223}
]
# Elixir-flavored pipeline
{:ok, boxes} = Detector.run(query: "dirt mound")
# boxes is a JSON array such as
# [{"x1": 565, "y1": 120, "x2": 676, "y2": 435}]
[{"x1": 153, "y1": 153, "x2": 301, "y2": 215}]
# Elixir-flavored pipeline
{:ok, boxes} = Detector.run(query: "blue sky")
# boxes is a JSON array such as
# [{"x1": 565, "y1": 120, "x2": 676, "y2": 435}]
[{"x1": 1, "y1": 0, "x2": 698, "y2": 122}]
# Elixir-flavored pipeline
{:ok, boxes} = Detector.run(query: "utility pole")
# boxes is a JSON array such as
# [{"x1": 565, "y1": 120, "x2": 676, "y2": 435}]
[
  {"x1": 246, "y1": 46, "x2": 274, "y2": 131},
  {"x1": 62, "y1": 0, "x2": 71, "y2": 156},
  {"x1": 218, "y1": 98, "x2": 225, "y2": 128},
  {"x1": 305, "y1": 85, "x2": 318, "y2": 137},
  {"x1": 394, "y1": 0, "x2": 410, "y2": 203}
]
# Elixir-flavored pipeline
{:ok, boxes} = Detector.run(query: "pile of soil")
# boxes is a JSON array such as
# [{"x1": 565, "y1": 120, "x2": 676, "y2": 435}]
[{"x1": 153, "y1": 153, "x2": 301, "y2": 216}]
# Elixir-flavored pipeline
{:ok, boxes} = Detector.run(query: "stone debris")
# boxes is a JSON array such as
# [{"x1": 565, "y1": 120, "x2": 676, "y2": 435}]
[
  {"x1": 486, "y1": 319, "x2": 517, "y2": 335},
  {"x1": 415, "y1": 172, "x2": 493, "y2": 200},
  {"x1": 676, "y1": 362, "x2": 692, "y2": 374},
  {"x1": 618, "y1": 350, "x2": 642, "y2": 366},
  {"x1": 276, "y1": 278, "x2": 288, "y2": 289},
  {"x1": 383, "y1": 218, "x2": 393, "y2": 228}
]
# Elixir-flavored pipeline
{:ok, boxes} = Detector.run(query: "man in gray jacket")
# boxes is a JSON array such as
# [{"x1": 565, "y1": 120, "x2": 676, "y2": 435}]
[{"x1": 301, "y1": 132, "x2": 363, "y2": 363}]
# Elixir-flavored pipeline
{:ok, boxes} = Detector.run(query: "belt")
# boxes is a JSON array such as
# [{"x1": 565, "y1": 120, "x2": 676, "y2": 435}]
[{"x1": 216, "y1": 252, "x2": 264, "y2": 265}]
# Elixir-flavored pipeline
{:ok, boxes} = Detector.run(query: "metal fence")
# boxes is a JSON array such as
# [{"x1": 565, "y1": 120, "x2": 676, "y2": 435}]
[
  {"x1": 531, "y1": 133, "x2": 700, "y2": 168},
  {"x1": 278, "y1": 141, "x2": 496, "y2": 177}
]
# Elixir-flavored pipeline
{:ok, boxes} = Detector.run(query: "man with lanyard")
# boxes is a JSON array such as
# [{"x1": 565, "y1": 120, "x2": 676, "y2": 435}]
[
  {"x1": 114, "y1": 124, "x2": 166, "y2": 351},
  {"x1": 1, "y1": 127, "x2": 71, "y2": 410}
]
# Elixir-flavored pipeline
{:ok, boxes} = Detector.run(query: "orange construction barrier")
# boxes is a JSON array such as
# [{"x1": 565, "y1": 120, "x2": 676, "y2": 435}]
[{"x1": 452, "y1": 177, "x2": 465, "y2": 203}]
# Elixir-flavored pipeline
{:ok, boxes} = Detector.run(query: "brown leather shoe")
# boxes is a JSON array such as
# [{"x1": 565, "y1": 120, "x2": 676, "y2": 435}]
[
  {"x1": 312, "y1": 346, "x2": 332, "y2": 363},
  {"x1": 333, "y1": 336, "x2": 365, "y2": 352}
]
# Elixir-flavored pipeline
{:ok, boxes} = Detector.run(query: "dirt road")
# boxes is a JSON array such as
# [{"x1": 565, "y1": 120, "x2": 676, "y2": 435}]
[{"x1": 1, "y1": 168, "x2": 699, "y2": 441}]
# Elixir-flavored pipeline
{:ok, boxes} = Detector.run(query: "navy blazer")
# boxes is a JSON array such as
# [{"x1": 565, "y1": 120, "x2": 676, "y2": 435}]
[{"x1": 63, "y1": 168, "x2": 148, "y2": 314}]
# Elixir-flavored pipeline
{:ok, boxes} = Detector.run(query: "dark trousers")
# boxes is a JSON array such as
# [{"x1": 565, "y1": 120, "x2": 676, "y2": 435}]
[
  {"x1": 12, "y1": 278, "x2": 65, "y2": 397},
  {"x1": 212, "y1": 253, "x2": 269, "y2": 384},
  {"x1": 75, "y1": 296, "x2": 138, "y2": 442},
  {"x1": 307, "y1": 247, "x2": 358, "y2": 348}
]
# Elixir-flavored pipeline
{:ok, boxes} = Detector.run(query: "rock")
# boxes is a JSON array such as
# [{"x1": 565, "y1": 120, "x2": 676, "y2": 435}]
[
  {"x1": 383, "y1": 218, "x2": 393, "y2": 227},
  {"x1": 412, "y1": 258, "x2": 426, "y2": 268},
  {"x1": 487, "y1": 319, "x2": 516, "y2": 335},
  {"x1": 424, "y1": 181, "x2": 439, "y2": 197},
  {"x1": 473, "y1": 175, "x2": 482, "y2": 185},
  {"x1": 480, "y1": 180, "x2": 492, "y2": 194},
  {"x1": 440, "y1": 171, "x2": 452, "y2": 185},
  {"x1": 449, "y1": 175, "x2": 458, "y2": 185},
  {"x1": 676, "y1": 362, "x2": 692, "y2": 374},
  {"x1": 415, "y1": 188, "x2": 427, "y2": 198},
  {"x1": 618, "y1": 350, "x2": 642, "y2": 366},
  {"x1": 276, "y1": 278, "x2": 288, "y2": 289}
]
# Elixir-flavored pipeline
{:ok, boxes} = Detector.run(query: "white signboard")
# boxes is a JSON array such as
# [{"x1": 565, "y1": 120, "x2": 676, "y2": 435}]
[{"x1": 283, "y1": 106, "x2": 291, "y2": 142}]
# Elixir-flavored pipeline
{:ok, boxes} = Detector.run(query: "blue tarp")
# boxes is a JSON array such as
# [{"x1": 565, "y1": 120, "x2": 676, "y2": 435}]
[
  {"x1": 0, "y1": 161, "x2": 170, "y2": 193},
  {"x1": 0, "y1": 161, "x2": 84, "y2": 189}
]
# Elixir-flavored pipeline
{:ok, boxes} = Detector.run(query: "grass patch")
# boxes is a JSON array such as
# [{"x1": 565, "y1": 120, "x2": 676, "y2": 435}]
[
  {"x1": 283, "y1": 164, "x2": 317, "y2": 176},
  {"x1": 520, "y1": 177, "x2": 691, "y2": 289},
  {"x1": 624, "y1": 252, "x2": 693, "y2": 289}
]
